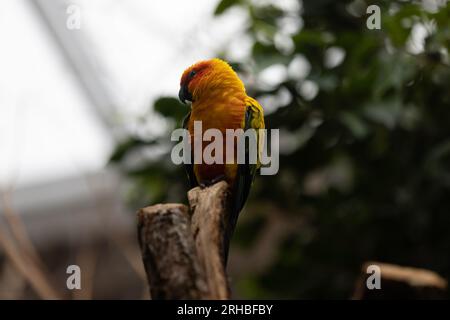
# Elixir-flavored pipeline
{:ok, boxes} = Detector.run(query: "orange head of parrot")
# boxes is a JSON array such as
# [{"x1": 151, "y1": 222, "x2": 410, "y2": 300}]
[{"x1": 178, "y1": 58, "x2": 245, "y2": 104}]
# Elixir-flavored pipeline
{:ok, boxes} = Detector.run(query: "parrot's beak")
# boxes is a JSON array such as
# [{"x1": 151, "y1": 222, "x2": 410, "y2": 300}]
[{"x1": 178, "y1": 85, "x2": 192, "y2": 104}]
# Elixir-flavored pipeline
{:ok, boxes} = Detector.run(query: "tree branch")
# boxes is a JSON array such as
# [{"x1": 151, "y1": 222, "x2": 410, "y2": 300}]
[
  {"x1": 352, "y1": 261, "x2": 448, "y2": 299},
  {"x1": 137, "y1": 181, "x2": 232, "y2": 299}
]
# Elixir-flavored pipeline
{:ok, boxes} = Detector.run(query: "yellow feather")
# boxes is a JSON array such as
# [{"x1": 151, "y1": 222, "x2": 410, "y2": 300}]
[{"x1": 184, "y1": 58, "x2": 265, "y2": 185}]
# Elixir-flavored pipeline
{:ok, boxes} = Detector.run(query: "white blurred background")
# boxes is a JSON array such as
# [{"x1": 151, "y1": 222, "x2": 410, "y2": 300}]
[
  {"x1": 0, "y1": 0, "x2": 247, "y2": 187},
  {"x1": 0, "y1": 0, "x2": 246, "y2": 299}
]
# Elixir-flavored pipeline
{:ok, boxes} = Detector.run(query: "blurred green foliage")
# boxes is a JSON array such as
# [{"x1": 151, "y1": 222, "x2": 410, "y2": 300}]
[{"x1": 111, "y1": 0, "x2": 450, "y2": 298}]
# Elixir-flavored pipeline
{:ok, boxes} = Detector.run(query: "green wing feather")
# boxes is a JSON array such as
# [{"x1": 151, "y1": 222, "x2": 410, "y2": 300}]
[
  {"x1": 225, "y1": 99, "x2": 264, "y2": 263},
  {"x1": 182, "y1": 112, "x2": 198, "y2": 188},
  {"x1": 233, "y1": 98, "x2": 265, "y2": 213}
]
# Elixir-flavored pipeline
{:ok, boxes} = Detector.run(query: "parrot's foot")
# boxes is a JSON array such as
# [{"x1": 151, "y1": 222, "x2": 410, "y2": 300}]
[{"x1": 199, "y1": 175, "x2": 225, "y2": 189}]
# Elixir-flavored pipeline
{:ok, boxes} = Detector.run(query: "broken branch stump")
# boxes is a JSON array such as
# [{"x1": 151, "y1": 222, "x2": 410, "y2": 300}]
[
  {"x1": 137, "y1": 181, "x2": 231, "y2": 299},
  {"x1": 352, "y1": 261, "x2": 448, "y2": 299}
]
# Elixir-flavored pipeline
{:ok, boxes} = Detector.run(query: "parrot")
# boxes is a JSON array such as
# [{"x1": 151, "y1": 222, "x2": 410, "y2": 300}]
[{"x1": 178, "y1": 58, "x2": 265, "y2": 256}]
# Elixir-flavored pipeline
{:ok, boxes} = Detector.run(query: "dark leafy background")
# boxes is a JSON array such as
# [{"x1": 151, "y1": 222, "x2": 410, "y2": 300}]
[{"x1": 111, "y1": 0, "x2": 450, "y2": 299}]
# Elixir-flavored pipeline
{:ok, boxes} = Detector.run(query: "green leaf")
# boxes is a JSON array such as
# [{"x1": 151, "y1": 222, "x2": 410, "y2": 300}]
[
  {"x1": 153, "y1": 96, "x2": 187, "y2": 123},
  {"x1": 339, "y1": 112, "x2": 369, "y2": 139},
  {"x1": 383, "y1": 4, "x2": 423, "y2": 47},
  {"x1": 293, "y1": 30, "x2": 334, "y2": 48},
  {"x1": 214, "y1": 0, "x2": 241, "y2": 15},
  {"x1": 363, "y1": 98, "x2": 402, "y2": 129},
  {"x1": 109, "y1": 137, "x2": 156, "y2": 162},
  {"x1": 252, "y1": 42, "x2": 290, "y2": 70}
]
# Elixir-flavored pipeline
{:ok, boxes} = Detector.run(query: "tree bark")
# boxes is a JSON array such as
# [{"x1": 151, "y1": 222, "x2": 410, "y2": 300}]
[
  {"x1": 188, "y1": 181, "x2": 231, "y2": 299},
  {"x1": 137, "y1": 181, "x2": 231, "y2": 299}
]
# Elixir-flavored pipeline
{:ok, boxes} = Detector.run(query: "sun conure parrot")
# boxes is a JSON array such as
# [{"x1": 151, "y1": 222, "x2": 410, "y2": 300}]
[{"x1": 178, "y1": 58, "x2": 265, "y2": 252}]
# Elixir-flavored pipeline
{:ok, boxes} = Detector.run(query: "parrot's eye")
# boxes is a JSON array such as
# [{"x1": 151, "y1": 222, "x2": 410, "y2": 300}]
[{"x1": 189, "y1": 70, "x2": 196, "y2": 78}]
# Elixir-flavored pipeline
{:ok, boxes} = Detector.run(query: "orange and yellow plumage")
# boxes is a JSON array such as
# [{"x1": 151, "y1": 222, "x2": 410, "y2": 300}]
[{"x1": 178, "y1": 58, "x2": 265, "y2": 214}]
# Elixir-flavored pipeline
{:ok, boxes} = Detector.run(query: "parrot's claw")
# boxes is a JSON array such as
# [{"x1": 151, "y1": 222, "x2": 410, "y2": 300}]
[{"x1": 199, "y1": 175, "x2": 226, "y2": 189}]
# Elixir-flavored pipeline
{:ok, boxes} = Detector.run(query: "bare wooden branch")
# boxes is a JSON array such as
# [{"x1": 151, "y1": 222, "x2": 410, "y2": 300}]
[
  {"x1": 0, "y1": 226, "x2": 61, "y2": 299},
  {"x1": 137, "y1": 204, "x2": 208, "y2": 299},
  {"x1": 188, "y1": 181, "x2": 231, "y2": 299},
  {"x1": 352, "y1": 261, "x2": 448, "y2": 299},
  {"x1": 0, "y1": 190, "x2": 60, "y2": 299},
  {"x1": 137, "y1": 181, "x2": 232, "y2": 300}
]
